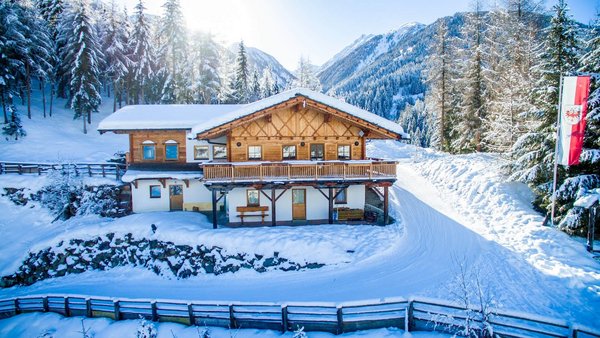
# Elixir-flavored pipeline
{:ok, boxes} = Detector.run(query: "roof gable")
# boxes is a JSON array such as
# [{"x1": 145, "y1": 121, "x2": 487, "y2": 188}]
[{"x1": 191, "y1": 88, "x2": 408, "y2": 140}]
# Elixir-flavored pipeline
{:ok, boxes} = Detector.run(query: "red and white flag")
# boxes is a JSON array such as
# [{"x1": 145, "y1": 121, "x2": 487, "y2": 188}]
[{"x1": 557, "y1": 76, "x2": 591, "y2": 166}]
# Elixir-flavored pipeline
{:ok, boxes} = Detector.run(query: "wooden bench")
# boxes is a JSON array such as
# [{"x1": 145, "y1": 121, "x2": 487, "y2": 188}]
[
  {"x1": 236, "y1": 206, "x2": 269, "y2": 225},
  {"x1": 335, "y1": 207, "x2": 364, "y2": 221}
]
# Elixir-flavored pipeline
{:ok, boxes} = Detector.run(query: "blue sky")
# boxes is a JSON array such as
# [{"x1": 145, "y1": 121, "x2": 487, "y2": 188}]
[{"x1": 127, "y1": 0, "x2": 599, "y2": 70}]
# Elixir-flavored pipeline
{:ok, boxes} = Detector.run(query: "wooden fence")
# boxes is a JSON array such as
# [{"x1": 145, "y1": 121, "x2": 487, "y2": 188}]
[
  {"x1": 0, "y1": 161, "x2": 125, "y2": 180},
  {"x1": 0, "y1": 295, "x2": 598, "y2": 337}
]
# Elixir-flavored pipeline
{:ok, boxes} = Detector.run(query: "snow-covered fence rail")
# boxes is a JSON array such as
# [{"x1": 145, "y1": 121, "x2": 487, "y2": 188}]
[
  {"x1": 0, "y1": 161, "x2": 125, "y2": 180},
  {"x1": 0, "y1": 295, "x2": 598, "y2": 337}
]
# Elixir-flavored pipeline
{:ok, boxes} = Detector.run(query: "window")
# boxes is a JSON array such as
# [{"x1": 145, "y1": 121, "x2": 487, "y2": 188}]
[
  {"x1": 213, "y1": 145, "x2": 227, "y2": 159},
  {"x1": 282, "y1": 145, "x2": 296, "y2": 160},
  {"x1": 338, "y1": 145, "x2": 351, "y2": 160},
  {"x1": 310, "y1": 144, "x2": 324, "y2": 160},
  {"x1": 142, "y1": 144, "x2": 156, "y2": 160},
  {"x1": 248, "y1": 145, "x2": 262, "y2": 160},
  {"x1": 149, "y1": 185, "x2": 161, "y2": 198},
  {"x1": 247, "y1": 189, "x2": 260, "y2": 206},
  {"x1": 194, "y1": 145, "x2": 209, "y2": 160},
  {"x1": 165, "y1": 142, "x2": 178, "y2": 160},
  {"x1": 334, "y1": 188, "x2": 347, "y2": 204}
]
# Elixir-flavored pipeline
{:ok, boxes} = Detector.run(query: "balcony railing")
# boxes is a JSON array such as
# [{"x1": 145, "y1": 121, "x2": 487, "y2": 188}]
[{"x1": 202, "y1": 160, "x2": 398, "y2": 182}]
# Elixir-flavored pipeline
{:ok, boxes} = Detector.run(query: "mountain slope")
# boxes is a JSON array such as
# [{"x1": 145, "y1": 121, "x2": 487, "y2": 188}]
[{"x1": 318, "y1": 17, "x2": 465, "y2": 120}]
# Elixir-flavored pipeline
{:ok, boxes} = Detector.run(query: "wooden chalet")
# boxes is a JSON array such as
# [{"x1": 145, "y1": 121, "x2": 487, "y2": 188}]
[{"x1": 98, "y1": 88, "x2": 407, "y2": 228}]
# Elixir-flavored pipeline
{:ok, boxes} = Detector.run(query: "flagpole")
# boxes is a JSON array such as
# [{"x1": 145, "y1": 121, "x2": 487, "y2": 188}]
[{"x1": 550, "y1": 75, "x2": 564, "y2": 226}]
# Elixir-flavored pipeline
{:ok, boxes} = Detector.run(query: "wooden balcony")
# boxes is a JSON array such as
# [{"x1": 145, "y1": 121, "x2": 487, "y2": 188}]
[{"x1": 202, "y1": 160, "x2": 397, "y2": 183}]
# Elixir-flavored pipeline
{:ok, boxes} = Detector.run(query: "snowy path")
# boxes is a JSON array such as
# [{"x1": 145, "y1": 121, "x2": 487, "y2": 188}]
[{"x1": 3, "y1": 156, "x2": 597, "y2": 328}]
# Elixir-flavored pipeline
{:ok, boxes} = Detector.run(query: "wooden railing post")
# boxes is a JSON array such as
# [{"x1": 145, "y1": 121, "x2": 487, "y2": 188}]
[
  {"x1": 87, "y1": 164, "x2": 92, "y2": 177},
  {"x1": 42, "y1": 296, "x2": 49, "y2": 312},
  {"x1": 151, "y1": 301, "x2": 158, "y2": 322},
  {"x1": 369, "y1": 163, "x2": 373, "y2": 179},
  {"x1": 187, "y1": 303, "x2": 194, "y2": 325},
  {"x1": 229, "y1": 304, "x2": 236, "y2": 329},
  {"x1": 86, "y1": 298, "x2": 92, "y2": 317},
  {"x1": 405, "y1": 300, "x2": 414, "y2": 332},
  {"x1": 113, "y1": 300, "x2": 120, "y2": 320},
  {"x1": 336, "y1": 305, "x2": 344, "y2": 334},
  {"x1": 101, "y1": 164, "x2": 106, "y2": 177},
  {"x1": 14, "y1": 298, "x2": 20, "y2": 315},
  {"x1": 18, "y1": 164, "x2": 22, "y2": 175},
  {"x1": 64, "y1": 297, "x2": 70, "y2": 317},
  {"x1": 281, "y1": 305, "x2": 288, "y2": 332}
]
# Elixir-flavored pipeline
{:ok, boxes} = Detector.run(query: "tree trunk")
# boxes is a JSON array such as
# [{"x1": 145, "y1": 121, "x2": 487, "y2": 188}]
[
  {"x1": 26, "y1": 63, "x2": 31, "y2": 119},
  {"x1": 83, "y1": 112, "x2": 87, "y2": 134},
  {"x1": 1, "y1": 89, "x2": 7, "y2": 124},
  {"x1": 113, "y1": 80, "x2": 118, "y2": 113},
  {"x1": 49, "y1": 82, "x2": 54, "y2": 117},
  {"x1": 41, "y1": 78, "x2": 47, "y2": 118},
  {"x1": 87, "y1": 109, "x2": 91, "y2": 124}
]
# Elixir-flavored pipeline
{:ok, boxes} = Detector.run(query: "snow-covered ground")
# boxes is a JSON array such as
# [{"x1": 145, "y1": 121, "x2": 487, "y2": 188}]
[
  {"x1": 0, "y1": 312, "x2": 449, "y2": 338},
  {"x1": 0, "y1": 88, "x2": 599, "y2": 334}
]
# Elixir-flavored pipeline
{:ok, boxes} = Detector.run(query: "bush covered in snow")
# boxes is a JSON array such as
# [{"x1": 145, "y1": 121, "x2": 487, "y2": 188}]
[
  {"x1": 0, "y1": 232, "x2": 325, "y2": 287},
  {"x1": 28, "y1": 169, "x2": 124, "y2": 220},
  {"x1": 555, "y1": 174, "x2": 600, "y2": 235},
  {"x1": 136, "y1": 316, "x2": 157, "y2": 338}
]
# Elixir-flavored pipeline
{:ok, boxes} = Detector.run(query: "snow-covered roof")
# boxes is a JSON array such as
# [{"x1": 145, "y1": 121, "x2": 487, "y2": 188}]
[
  {"x1": 121, "y1": 170, "x2": 203, "y2": 182},
  {"x1": 191, "y1": 88, "x2": 409, "y2": 139},
  {"x1": 97, "y1": 104, "x2": 246, "y2": 132}
]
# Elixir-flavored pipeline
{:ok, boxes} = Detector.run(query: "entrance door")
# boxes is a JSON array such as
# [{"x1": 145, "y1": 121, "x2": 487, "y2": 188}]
[
  {"x1": 292, "y1": 189, "x2": 306, "y2": 220},
  {"x1": 169, "y1": 185, "x2": 183, "y2": 211}
]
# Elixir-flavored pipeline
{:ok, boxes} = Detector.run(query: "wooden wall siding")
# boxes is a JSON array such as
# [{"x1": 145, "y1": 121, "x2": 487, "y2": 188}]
[
  {"x1": 229, "y1": 106, "x2": 365, "y2": 161},
  {"x1": 130, "y1": 130, "x2": 187, "y2": 163}
]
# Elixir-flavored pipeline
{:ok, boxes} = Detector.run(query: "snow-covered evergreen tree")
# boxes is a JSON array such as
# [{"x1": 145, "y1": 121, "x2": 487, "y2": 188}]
[
  {"x1": 424, "y1": 19, "x2": 454, "y2": 151},
  {"x1": 67, "y1": 0, "x2": 103, "y2": 134},
  {"x1": 291, "y1": 56, "x2": 322, "y2": 92},
  {"x1": 129, "y1": 0, "x2": 153, "y2": 104},
  {"x1": 102, "y1": 0, "x2": 130, "y2": 112},
  {"x1": 260, "y1": 66, "x2": 275, "y2": 98},
  {"x1": 159, "y1": 0, "x2": 191, "y2": 104},
  {"x1": 249, "y1": 68, "x2": 261, "y2": 101},
  {"x1": 398, "y1": 100, "x2": 431, "y2": 147},
  {"x1": 451, "y1": 1, "x2": 487, "y2": 153},
  {"x1": 190, "y1": 32, "x2": 221, "y2": 104},
  {"x1": 2, "y1": 104, "x2": 26, "y2": 140},
  {"x1": 231, "y1": 40, "x2": 250, "y2": 103},
  {"x1": 0, "y1": 2, "x2": 27, "y2": 124},
  {"x1": 510, "y1": 0, "x2": 581, "y2": 221}
]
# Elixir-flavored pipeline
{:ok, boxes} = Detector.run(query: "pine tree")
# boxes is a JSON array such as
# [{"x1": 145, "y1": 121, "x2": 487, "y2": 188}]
[
  {"x1": 190, "y1": 32, "x2": 221, "y2": 104},
  {"x1": 232, "y1": 41, "x2": 250, "y2": 103},
  {"x1": 510, "y1": 0, "x2": 581, "y2": 220},
  {"x1": 249, "y1": 69, "x2": 261, "y2": 101},
  {"x1": 291, "y1": 56, "x2": 322, "y2": 92},
  {"x1": 2, "y1": 104, "x2": 26, "y2": 140},
  {"x1": 0, "y1": 2, "x2": 27, "y2": 124},
  {"x1": 102, "y1": 0, "x2": 130, "y2": 112},
  {"x1": 129, "y1": 0, "x2": 152, "y2": 104},
  {"x1": 37, "y1": 0, "x2": 63, "y2": 117},
  {"x1": 451, "y1": 2, "x2": 487, "y2": 153},
  {"x1": 159, "y1": 0, "x2": 191, "y2": 103},
  {"x1": 425, "y1": 19, "x2": 454, "y2": 151},
  {"x1": 67, "y1": 0, "x2": 102, "y2": 134},
  {"x1": 260, "y1": 66, "x2": 275, "y2": 98}
]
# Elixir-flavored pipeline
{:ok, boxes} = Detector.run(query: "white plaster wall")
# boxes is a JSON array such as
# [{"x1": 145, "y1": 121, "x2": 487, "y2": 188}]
[
  {"x1": 227, "y1": 185, "x2": 365, "y2": 223},
  {"x1": 186, "y1": 135, "x2": 228, "y2": 163},
  {"x1": 183, "y1": 180, "x2": 212, "y2": 204},
  {"x1": 131, "y1": 179, "x2": 170, "y2": 212}
]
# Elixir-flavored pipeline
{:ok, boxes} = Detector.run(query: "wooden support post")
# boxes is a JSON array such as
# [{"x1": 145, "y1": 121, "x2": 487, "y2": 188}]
[
  {"x1": 212, "y1": 190, "x2": 218, "y2": 229},
  {"x1": 18, "y1": 165, "x2": 22, "y2": 175},
  {"x1": 336, "y1": 306, "x2": 344, "y2": 334},
  {"x1": 113, "y1": 300, "x2": 120, "y2": 321},
  {"x1": 405, "y1": 300, "x2": 414, "y2": 332},
  {"x1": 64, "y1": 297, "x2": 70, "y2": 317},
  {"x1": 14, "y1": 299, "x2": 20, "y2": 315},
  {"x1": 101, "y1": 164, "x2": 106, "y2": 177},
  {"x1": 281, "y1": 305, "x2": 288, "y2": 332},
  {"x1": 86, "y1": 298, "x2": 92, "y2": 317},
  {"x1": 271, "y1": 188, "x2": 276, "y2": 226},
  {"x1": 587, "y1": 206, "x2": 597, "y2": 252},
  {"x1": 151, "y1": 301, "x2": 158, "y2": 322},
  {"x1": 328, "y1": 187, "x2": 334, "y2": 224},
  {"x1": 188, "y1": 303, "x2": 194, "y2": 325},
  {"x1": 229, "y1": 304, "x2": 236, "y2": 329},
  {"x1": 43, "y1": 296, "x2": 49, "y2": 312},
  {"x1": 87, "y1": 165, "x2": 92, "y2": 177},
  {"x1": 383, "y1": 185, "x2": 389, "y2": 226}
]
